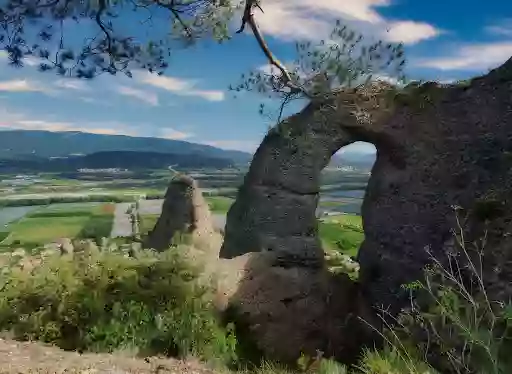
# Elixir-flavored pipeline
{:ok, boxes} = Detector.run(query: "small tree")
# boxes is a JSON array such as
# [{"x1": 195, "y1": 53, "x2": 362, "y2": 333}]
[{"x1": 230, "y1": 1, "x2": 408, "y2": 124}]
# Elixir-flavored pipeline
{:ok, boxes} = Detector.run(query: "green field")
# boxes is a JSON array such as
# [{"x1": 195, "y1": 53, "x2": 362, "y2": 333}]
[
  {"x1": 139, "y1": 214, "x2": 160, "y2": 235},
  {"x1": 319, "y1": 214, "x2": 364, "y2": 257},
  {"x1": 1, "y1": 203, "x2": 115, "y2": 247},
  {"x1": 206, "y1": 196, "x2": 234, "y2": 214}
]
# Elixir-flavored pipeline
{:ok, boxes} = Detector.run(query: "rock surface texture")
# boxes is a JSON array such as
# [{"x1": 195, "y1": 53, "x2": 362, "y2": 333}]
[
  {"x1": 145, "y1": 175, "x2": 221, "y2": 255},
  {"x1": 221, "y1": 57, "x2": 512, "y2": 318}
]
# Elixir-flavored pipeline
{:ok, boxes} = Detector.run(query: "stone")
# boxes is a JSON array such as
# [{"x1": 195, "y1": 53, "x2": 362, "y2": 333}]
[
  {"x1": 145, "y1": 174, "x2": 221, "y2": 256},
  {"x1": 214, "y1": 252, "x2": 369, "y2": 365},
  {"x1": 221, "y1": 57, "x2": 512, "y2": 317},
  {"x1": 73, "y1": 239, "x2": 99, "y2": 255},
  {"x1": 55, "y1": 238, "x2": 74, "y2": 255}
]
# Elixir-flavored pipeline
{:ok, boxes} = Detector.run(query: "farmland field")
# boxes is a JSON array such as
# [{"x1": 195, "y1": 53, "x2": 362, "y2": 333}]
[
  {"x1": 319, "y1": 214, "x2": 364, "y2": 257},
  {"x1": 206, "y1": 196, "x2": 234, "y2": 214},
  {"x1": 0, "y1": 202, "x2": 115, "y2": 246},
  {"x1": 139, "y1": 214, "x2": 159, "y2": 235},
  {"x1": 0, "y1": 206, "x2": 40, "y2": 226},
  {"x1": 3, "y1": 216, "x2": 90, "y2": 246},
  {"x1": 0, "y1": 167, "x2": 370, "y2": 252}
]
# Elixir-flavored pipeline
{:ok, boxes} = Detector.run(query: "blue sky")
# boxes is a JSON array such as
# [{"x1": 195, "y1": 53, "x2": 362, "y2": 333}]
[{"x1": 0, "y1": 0, "x2": 511, "y2": 155}]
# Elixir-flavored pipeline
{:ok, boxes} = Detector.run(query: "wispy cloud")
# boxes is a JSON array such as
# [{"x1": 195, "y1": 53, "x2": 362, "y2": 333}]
[
  {"x1": 159, "y1": 128, "x2": 194, "y2": 140},
  {"x1": 414, "y1": 42, "x2": 512, "y2": 71},
  {"x1": 485, "y1": 19, "x2": 512, "y2": 37},
  {"x1": 54, "y1": 79, "x2": 89, "y2": 91},
  {"x1": 254, "y1": 0, "x2": 441, "y2": 45},
  {"x1": 134, "y1": 71, "x2": 225, "y2": 101},
  {"x1": 0, "y1": 79, "x2": 53, "y2": 94},
  {"x1": 0, "y1": 104, "x2": 142, "y2": 137},
  {"x1": 115, "y1": 85, "x2": 159, "y2": 106},
  {"x1": 0, "y1": 103, "x2": 196, "y2": 143}
]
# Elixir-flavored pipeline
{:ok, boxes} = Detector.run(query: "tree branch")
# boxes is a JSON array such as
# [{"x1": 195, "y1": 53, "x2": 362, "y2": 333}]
[{"x1": 237, "y1": 0, "x2": 308, "y2": 97}]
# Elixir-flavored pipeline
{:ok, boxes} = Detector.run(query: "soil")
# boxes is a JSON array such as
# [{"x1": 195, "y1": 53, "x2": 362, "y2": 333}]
[{"x1": 0, "y1": 338, "x2": 218, "y2": 374}]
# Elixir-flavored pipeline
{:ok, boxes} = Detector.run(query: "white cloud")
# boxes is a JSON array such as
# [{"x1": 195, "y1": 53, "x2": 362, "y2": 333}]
[
  {"x1": 485, "y1": 19, "x2": 512, "y2": 37},
  {"x1": 385, "y1": 21, "x2": 441, "y2": 45},
  {"x1": 0, "y1": 104, "x2": 142, "y2": 137},
  {"x1": 160, "y1": 128, "x2": 194, "y2": 140},
  {"x1": 0, "y1": 79, "x2": 53, "y2": 94},
  {"x1": 54, "y1": 79, "x2": 89, "y2": 91},
  {"x1": 115, "y1": 85, "x2": 159, "y2": 106},
  {"x1": 134, "y1": 71, "x2": 225, "y2": 101},
  {"x1": 254, "y1": 0, "x2": 440, "y2": 45},
  {"x1": 414, "y1": 42, "x2": 512, "y2": 71},
  {"x1": 337, "y1": 141, "x2": 376, "y2": 154}
]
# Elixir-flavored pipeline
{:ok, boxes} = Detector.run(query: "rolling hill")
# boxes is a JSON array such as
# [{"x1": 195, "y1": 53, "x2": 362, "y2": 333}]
[
  {"x1": 0, "y1": 130, "x2": 252, "y2": 165},
  {"x1": 0, "y1": 151, "x2": 235, "y2": 172}
]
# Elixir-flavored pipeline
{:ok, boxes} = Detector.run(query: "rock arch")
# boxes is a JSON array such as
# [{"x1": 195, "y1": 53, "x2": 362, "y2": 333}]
[{"x1": 221, "y1": 57, "x2": 512, "y2": 315}]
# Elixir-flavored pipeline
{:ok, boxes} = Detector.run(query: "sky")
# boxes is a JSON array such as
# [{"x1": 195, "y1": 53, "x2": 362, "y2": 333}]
[{"x1": 0, "y1": 0, "x2": 511, "y2": 155}]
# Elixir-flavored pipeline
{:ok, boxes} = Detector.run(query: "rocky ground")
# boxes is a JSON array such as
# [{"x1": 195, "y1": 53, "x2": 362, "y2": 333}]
[{"x1": 0, "y1": 338, "x2": 217, "y2": 374}]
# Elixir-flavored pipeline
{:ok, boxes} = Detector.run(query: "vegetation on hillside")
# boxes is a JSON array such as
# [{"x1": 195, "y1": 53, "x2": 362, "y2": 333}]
[
  {"x1": 0, "y1": 227, "x2": 510, "y2": 373},
  {"x1": 0, "y1": 246, "x2": 238, "y2": 367}
]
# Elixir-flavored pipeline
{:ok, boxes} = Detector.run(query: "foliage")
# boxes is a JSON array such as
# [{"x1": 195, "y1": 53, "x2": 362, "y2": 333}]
[
  {"x1": 78, "y1": 214, "x2": 114, "y2": 240},
  {"x1": 357, "y1": 346, "x2": 436, "y2": 374},
  {"x1": 0, "y1": 248, "x2": 238, "y2": 365},
  {"x1": 0, "y1": 0, "x2": 241, "y2": 78},
  {"x1": 231, "y1": 20, "x2": 407, "y2": 123}
]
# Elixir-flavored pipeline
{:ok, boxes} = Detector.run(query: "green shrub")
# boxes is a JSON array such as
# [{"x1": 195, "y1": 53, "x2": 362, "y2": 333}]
[
  {"x1": 0, "y1": 249, "x2": 237, "y2": 365},
  {"x1": 78, "y1": 215, "x2": 114, "y2": 240}
]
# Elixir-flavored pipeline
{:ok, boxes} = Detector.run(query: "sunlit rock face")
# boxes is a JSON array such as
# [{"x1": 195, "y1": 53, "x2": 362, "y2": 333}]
[{"x1": 145, "y1": 175, "x2": 218, "y2": 253}]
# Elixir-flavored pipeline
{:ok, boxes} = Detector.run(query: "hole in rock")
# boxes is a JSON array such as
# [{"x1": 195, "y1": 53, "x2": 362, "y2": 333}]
[{"x1": 319, "y1": 142, "x2": 376, "y2": 275}]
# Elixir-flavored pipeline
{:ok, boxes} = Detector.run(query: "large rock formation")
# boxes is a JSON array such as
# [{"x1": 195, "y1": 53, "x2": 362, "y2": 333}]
[
  {"x1": 213, "y1": 251, "x2": 371, "y2": 364},
  {"x1": 221, "y1": 57, "x2": 512, "y2": 318},
  {"x1": 145, "y1": 174, "x2": 221, "y2": 255}
]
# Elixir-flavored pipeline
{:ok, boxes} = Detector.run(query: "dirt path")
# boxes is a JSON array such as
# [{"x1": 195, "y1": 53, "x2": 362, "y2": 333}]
[
  {"x1": 110, "y1": 203, "x2": 134, "y2": 238},
  {"x1": 0, "y1": 338, "x2": 217, "y2": 374}
]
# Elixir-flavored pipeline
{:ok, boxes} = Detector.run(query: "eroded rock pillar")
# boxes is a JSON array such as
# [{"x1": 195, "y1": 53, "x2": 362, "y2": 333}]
[{"x1": 219, "y1": 100, "x2": 356, "y2": 267}]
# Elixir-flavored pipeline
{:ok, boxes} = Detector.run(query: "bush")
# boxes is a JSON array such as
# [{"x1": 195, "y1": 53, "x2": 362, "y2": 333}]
[
  {"x1": 78, "y1": 215, "x2": 114, "y2": 240},
  {"x1": 0, "y1": 248, "x2": 238, "y2": 366}
]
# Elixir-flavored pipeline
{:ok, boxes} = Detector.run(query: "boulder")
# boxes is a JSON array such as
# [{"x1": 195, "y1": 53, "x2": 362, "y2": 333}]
[
  {"x1": 55, "y1": 238, "x2": 74, "y2": 255},
  {"x1": 145, "y1": 174, "x2": 221, "y2": 256},
  {"x1": 221, "y1": 57, "x2": 512, "y2": 317},
  {"x1": 214, "y1": 252, "x2": 369, "y2": 364}
]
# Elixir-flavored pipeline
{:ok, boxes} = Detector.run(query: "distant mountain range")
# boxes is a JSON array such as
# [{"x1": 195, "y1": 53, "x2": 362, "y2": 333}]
[
  {"x1": 0, "y1": 130, "x2": 376, "y2": 172},
  {"x1": 0, "y1": 130, "x2": 252, "y2": 165},
  {"x1": 330, "y1": 151, "x2": 376, "y2": 170},
  {"x1": 0, "y1": 151, "x2": 234, "y2": 172}
]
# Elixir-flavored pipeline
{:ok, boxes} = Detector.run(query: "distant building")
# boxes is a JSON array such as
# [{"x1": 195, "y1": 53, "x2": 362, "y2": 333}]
[{"x1": 78, "y1": 168, "x2": 128, "y2": 173}]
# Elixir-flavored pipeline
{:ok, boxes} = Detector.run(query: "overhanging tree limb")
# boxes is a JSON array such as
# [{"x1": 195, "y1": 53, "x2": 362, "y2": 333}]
[{"x1": 237, "y1": 0, "x2": 308, "y2": 97}]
